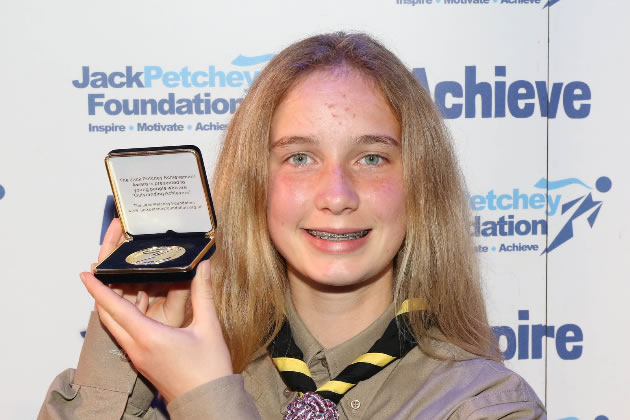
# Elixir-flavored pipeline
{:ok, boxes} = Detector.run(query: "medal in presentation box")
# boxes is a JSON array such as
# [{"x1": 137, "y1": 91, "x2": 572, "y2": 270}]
[{"x1": 94, "y1": 145, "x2": 217, "y2": 284}]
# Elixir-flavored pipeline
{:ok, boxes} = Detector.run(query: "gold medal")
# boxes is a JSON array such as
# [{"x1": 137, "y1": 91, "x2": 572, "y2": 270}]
[{"x1": 125, "y1": 246, "x2": 186, "y2": 265}]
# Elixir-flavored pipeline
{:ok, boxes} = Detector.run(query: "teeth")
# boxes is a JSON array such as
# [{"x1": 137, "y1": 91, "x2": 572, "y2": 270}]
[{"x1": 306, "y1": 229, "x2": 370, "y2": 241}]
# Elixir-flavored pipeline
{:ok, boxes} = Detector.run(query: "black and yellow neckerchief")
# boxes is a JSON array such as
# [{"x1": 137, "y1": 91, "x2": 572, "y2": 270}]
[{"x1": 268, "y1": 299, "x2": 426, "y2": 419}]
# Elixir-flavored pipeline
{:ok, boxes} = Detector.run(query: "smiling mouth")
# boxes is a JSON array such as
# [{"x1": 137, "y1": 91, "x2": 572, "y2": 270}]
[{"x1": 305, "y1": 229, "x2": 370, "y2": 241}]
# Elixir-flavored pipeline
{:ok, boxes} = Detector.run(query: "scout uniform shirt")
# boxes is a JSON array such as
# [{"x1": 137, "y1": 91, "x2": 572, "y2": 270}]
[{"x1": 39, "y1": 299, "x2": 545, "y2": 419}]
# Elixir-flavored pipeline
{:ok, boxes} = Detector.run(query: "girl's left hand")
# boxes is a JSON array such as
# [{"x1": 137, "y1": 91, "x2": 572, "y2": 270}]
[{"x1": 80, "y1": 260, "x2": 234, "y2": 403}]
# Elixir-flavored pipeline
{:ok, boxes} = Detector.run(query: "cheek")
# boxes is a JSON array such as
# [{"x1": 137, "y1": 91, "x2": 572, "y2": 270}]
[
  {"x1": 267, "y1": 172, "x2": 311, "y2": 230},
  {"x1": 364, "y1": 176, "x2": 406, "y2": 223}
]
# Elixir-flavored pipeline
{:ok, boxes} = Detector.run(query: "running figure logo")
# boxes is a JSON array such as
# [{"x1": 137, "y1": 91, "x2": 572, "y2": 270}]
[{"x1": 540, "y1": 176, "x2": 612, "y2": 254}]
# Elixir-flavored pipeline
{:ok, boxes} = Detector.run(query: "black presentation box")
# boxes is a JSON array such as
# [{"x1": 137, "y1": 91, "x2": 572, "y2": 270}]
[{"x1": 94, "y1": 145, "x2": 217, "y2": 284}]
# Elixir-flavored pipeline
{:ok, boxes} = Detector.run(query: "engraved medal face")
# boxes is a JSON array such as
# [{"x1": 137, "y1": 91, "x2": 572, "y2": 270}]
[{"x1": 125, "y1": 246, "x2": 186, "y2": 265}]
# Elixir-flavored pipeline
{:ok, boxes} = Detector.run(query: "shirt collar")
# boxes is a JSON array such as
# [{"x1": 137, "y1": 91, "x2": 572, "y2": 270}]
[{"x1": 285, "y1": 295, "x2": 396, "y2": 379}]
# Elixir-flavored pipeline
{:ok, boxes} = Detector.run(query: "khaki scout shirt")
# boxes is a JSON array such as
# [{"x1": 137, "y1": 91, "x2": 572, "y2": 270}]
[{"x1": 39, "y1": 300, "x2": 545, "y2": 419}]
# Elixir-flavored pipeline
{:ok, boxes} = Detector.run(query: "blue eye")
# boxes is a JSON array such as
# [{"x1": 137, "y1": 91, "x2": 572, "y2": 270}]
[
  {"x1": 361, "y1": 154, "x2": 382, "y2": 166},
  {"x1": 290, "y1": 153, "x2": 311, "y2": 166}
]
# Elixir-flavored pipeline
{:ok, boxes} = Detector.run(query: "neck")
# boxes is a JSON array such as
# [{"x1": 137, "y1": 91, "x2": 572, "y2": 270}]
[{"x1": 288, "y1": 266, "x2": 394, "y2": 349}]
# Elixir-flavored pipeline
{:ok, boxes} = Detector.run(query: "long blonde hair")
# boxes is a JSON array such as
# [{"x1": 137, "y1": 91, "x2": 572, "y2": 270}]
[{"x1": 209, "y1": 32, "x2": 502, "y2": 372}]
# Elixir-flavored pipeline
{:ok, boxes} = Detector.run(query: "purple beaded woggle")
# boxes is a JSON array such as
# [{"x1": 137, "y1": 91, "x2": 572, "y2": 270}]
[{"x1": 284, "y1": 392, "x2": 339, "y2": 420}]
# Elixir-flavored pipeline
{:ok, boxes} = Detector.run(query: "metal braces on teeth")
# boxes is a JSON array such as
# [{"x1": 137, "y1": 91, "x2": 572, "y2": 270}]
[{"x1": 307, "y1": 229, "x2": 369, "y2": 241}]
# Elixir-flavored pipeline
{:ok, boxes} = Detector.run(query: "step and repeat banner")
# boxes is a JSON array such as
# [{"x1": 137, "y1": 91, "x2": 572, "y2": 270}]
[{"x1": 1, "y1": 1, "x2": 627, "y2": 419}]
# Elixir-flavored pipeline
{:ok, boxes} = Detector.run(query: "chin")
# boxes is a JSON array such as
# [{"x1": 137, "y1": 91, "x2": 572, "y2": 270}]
[{"x1": 291, "y1": 261, "x2": 392, "y2": 291}]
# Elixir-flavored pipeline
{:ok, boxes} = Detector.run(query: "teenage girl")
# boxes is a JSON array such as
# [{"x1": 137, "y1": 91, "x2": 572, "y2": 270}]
[{"x1": 40, "y1": 32, "x2": 545, "y2": 419}]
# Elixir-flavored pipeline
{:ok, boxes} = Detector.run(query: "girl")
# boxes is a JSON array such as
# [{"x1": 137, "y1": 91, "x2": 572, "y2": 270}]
[{"x1": 40, "y1": 32, "x2": 545, "y2": 419}]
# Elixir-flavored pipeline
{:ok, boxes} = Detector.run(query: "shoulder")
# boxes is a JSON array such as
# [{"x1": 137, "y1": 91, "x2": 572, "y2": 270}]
[
  {"x1": 441, "y1": 358, "x2": 545, "y2": 419},
  {"x1": 386, "y1": 344, "x2": 546, "y2": 419}
]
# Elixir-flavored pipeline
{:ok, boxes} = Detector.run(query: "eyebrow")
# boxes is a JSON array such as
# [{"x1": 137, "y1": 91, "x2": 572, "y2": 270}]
[
  {"x1": 270, "y1": 134, "x2": 400, "y2": 149},
  {"x1": 271, "y1": 136, "x2": 318, "y2": 149},
  {"x1": 354, "y1": 134, "x2": 400, "y2": 147}
]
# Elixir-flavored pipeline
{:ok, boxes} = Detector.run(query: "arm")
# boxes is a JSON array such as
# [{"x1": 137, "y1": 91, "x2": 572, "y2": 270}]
[
  {"x1": 454, "y1": 379, "x2": 546, "y2": 420},
  {"x1": 40, "y1": 219, "x2": 262, "y2": 419},
  {"x1": 82, "y1": 259, "x2": 234, "y2": 404},
  {"x1": 38, "y1": 312, "x2": 163, "y2": 420},
  {"x1": 166, "y1": 375, "x2": 261, "y2": 420},
  {"x1": 449, "y1": 360, "x2": 547, "y2": 420},
  {"x1": 39, "y1": 219, "x2": 184, "y2": 419},
  {"x1": 39, "y1": 312, "x2": 263, "y2": 420}
]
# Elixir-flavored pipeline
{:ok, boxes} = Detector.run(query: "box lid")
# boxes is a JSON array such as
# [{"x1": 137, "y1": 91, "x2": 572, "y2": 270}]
[{"x1": 105, "y1": 145, "x2": 216, "y2": 237}]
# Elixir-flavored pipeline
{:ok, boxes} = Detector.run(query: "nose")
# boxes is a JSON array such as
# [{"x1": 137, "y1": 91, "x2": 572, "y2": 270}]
[{"x1": 314, "y1": 164, "x2": 359, "y2": 215}]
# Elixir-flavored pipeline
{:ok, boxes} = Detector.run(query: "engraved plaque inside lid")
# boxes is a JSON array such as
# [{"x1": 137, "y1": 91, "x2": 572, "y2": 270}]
[{"x1": 106, "y1": 150, "x2": 214, "y2": 236}]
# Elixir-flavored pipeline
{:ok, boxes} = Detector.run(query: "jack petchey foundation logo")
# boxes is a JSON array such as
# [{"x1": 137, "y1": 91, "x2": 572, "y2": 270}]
[
  {"x1": 395, "y1": 0, "x2": 561, "y2": 8},
  {"x1": 471, "y1": 176, "x2": 611, "y2": 255},
  {"x1": 74, "y1": 63, "x2": 592, "y2": 135},
  {"x1": 72, "y1": 54, "x2": 273, "y2": 134}
]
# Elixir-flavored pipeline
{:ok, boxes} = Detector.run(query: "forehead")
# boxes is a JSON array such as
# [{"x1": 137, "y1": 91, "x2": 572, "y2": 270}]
[
  {"x1": 279, "y1": 67, "x2": 385, "y2": 107},
  {"x1": 270, "y1": 68, "x2": 399, "y2": 141}
]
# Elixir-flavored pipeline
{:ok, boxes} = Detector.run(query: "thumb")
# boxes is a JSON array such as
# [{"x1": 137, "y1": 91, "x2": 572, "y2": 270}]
[{"x1": 190, "y1": 260, "x2": 217, "y2": 326}]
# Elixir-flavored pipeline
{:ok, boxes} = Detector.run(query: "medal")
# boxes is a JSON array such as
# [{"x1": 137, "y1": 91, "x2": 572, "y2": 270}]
[
  {"x1": 125, "y1": 246, "x2": 186, "y2": 265},
  {"x1": 285, "y1": 392, "x2": 338, "y2": 420}
]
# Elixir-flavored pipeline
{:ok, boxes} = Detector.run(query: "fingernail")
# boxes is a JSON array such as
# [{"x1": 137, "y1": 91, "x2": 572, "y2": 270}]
[{"x1": 135, "y1": 291, "x2": 141, "y2": 305}]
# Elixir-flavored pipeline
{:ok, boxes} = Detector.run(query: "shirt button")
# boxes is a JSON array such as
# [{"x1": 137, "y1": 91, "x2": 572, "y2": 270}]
[
  {"x1": 321, "y1": 359, "x2": 328, "y2": 368},
  {"x1": 283, "y1": 388, "x2": 292, "y2": 397},
  {"x1": 350, "y1": 399, "x2": 361, "y2": 410}
]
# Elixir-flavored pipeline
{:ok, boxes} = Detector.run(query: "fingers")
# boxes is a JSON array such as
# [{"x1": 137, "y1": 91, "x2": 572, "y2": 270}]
[
  {"x1": 190, "y1": 261, "x2": 216, "y2": 327},
  {"x1": 136, "y1": 290, "x2": 149, "y2": 313},
  {"x1": 161, "y1": 286, "x2": 190, "y2": 323},
  {"x1": 98, "y1": 218, "x2": 124, "y2": 263},
  {"x1": 95, "y1": 302, "x2": 135, "y2": 351},
  {"x1": 81, "y1": 271, "x2": 157, "y2": 339}
]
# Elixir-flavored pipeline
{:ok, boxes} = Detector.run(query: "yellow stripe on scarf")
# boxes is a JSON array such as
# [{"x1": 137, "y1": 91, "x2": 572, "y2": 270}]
[
  {"x1": 396, "y1": 298, "x2": 427, "y2": 316},
  {"x1": 317, "y1": 380, "x2": 355, "y2": 395},
  {"x1": 272, "y1": 357, "x2": 311, "y2": 376},
  {"x1": 352, "y1": 352, "x2": 396, "y2": 367}
]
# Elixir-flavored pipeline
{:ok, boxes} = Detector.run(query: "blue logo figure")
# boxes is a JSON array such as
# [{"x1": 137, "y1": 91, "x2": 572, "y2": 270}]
[
  {"x1": 543, "y1": 0, "x2": 561, "y2": 8},
  {"x1": 231, "y1": 54, "x2": 274, "y2": 67},
  {"x1": 0, "y1": 184, "x2": 5, "y2": 200},
  {"x1": 542, "y1": 176, "x2": 612, "y2": 254}
]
